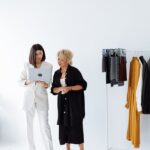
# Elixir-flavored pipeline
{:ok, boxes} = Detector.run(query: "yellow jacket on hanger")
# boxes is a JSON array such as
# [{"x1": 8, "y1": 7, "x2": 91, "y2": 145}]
[{"x1": 125, "y1": 57, "x2": 141, "y2": 148}]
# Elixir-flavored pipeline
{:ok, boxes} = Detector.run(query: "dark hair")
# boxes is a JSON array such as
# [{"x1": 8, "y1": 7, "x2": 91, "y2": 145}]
[{"x1": 29, "y1": 44, "x2": 46, "y2": 67}]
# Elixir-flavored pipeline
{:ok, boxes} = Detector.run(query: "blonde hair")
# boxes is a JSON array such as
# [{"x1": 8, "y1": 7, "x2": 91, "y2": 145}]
[{"x1": 57, "y1": 49, "x2": 73, "y2": 65}]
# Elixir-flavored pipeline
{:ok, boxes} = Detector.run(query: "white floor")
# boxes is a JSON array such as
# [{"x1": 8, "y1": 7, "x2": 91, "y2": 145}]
[{"x1": 0, "y1": 144, "x2": 83, "y2": 150}]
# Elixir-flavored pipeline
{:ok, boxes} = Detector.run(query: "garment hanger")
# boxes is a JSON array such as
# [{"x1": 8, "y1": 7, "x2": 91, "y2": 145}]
[{"x1": 133, "y1": 50, "x2": 137, "y2": 58}]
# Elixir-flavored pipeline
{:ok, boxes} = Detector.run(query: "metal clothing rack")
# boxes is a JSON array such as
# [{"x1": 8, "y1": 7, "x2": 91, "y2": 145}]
[{"x1": 105, "y1": 50, "x2": 150, "y2": 150}]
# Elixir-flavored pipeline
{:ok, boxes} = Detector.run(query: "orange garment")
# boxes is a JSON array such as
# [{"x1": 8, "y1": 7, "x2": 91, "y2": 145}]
[{"x1": 125, "y1": 57, "x2": 141, "y2": 148}]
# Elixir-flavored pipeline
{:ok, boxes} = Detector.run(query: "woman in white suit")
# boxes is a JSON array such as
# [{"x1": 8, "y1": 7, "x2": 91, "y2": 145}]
[{"x1": 19, "y1": 44, "x2": 53, "y2": 150}]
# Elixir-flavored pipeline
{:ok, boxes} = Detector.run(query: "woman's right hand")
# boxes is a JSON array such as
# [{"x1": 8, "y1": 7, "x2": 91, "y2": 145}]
[
  {"x1": 25, "y1": 80, "x2": 34, "y2": 85},
  {"x1": 53, "y1": 87, "x2": 63, "y2": 94}
]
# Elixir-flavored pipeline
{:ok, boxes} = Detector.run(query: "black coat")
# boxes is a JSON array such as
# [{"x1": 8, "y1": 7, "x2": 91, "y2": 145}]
[
  {"x1": 139, "y1": 56, "x2": 150, "y2": 114},
  {"x1": 51, "y1": 65, "x2": 87, "y2": 126}
]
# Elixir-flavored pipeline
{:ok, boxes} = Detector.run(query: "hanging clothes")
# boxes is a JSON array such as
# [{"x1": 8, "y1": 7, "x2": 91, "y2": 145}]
[
  {"x1": 139, "y1": 56, "x2": 150, "y2": 114},
  {"x1": 102, "y1": 49, "x2": 111, "y2": 84},
  {"x1": 102, "y1": 48, "x2": 127, "y2": 87},
  {"x1": 125, "y1": 57, "x2": 141, "y2": 148},
  {"x1": 110, "y1": 52, "x2": 119, "y2": 85},
  {"x1": 119, "y1": 56, "x2": 127, "y2": 82}
]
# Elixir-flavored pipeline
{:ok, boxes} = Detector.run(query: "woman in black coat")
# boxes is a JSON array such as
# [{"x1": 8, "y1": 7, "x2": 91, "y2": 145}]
[{"x1": 51, "y1": 49, "x2": 87, "y2": 150}]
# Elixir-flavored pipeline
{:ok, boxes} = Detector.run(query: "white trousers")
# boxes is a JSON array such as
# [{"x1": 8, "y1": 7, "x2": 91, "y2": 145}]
[{"x1": 26, "y1": 103, "x2": 53, "y2": 150}]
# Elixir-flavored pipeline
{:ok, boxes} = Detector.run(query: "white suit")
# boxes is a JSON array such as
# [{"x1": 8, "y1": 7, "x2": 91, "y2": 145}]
[{"x1": 19, "y1": 61, "x2": 53, "y2": 150}]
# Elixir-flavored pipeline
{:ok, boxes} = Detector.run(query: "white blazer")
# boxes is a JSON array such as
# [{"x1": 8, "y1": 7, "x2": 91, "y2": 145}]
[{"x1": 19, "y1": 61, "x2": 53, "y2": 111}]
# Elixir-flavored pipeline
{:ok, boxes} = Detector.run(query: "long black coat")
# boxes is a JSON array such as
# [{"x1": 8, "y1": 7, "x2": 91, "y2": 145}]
[
  {"x1": 51, "y1": 65, "x2": 87, "y2": 126},
  {"x1": 139, "y1": 56, "x2": 150, "y2": 114}
]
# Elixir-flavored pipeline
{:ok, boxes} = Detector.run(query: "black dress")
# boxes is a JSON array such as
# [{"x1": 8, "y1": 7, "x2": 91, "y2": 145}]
[{"x1": 51, "y1": 65, "x2": 87, "y2": 145}]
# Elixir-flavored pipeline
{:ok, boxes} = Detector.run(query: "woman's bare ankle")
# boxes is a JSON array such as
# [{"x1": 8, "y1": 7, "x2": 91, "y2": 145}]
[
  {"x1": 79, "y1": 143, "x2": 84, "y2": 150},
  {"x1": 66, "y1": 143, "x2": 70, "y2": 150}
]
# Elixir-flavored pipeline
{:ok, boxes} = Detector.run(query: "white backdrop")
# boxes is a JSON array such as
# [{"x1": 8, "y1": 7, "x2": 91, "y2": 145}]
[{"x1": 0, "y1": 0, "x2": 150, "y2": 150}]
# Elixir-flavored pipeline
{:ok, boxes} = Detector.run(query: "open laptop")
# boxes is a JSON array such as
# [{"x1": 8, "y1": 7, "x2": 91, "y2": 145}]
[{"x1": 27, "y1": 68, "x2": 52, "y2": 84}]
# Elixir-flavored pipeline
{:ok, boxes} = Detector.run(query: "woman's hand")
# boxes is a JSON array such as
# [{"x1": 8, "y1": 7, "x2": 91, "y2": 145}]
[
  {"x1": 53, "y1": 87, "x2": 63, "y2": 93},
  {"x1": 37, "y1": 81, "x2": 49, "y2": 88},
  {"x1": 25, "y1": 80, "x2": 34, "y2": 85},
  {"x1": 61, "y1": 86, "x2": 72, "y2": 94},
  {"x1": 53, "y1": 86, "x2": 72, "y2": 94}
]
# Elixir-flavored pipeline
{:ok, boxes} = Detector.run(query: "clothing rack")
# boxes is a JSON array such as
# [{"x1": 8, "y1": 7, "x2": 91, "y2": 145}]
[{"x1": 104, "y1": 50, "x2": 150, "y2": 150}]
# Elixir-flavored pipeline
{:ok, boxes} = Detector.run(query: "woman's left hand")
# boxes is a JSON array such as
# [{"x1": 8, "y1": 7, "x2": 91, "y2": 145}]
[
  {"x1": 61, "y1": 86, "x2": 72, "y2": 94},
  {"x1": 37, "y1": 81, "x2": 49, "y2": 88}
]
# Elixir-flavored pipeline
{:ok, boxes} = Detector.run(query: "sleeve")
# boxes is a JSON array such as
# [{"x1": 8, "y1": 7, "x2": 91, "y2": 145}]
[
  {"x1": 75, "y1": 68, "x2": 87, "y2": 91},
  {"x1": 47, "y1": 64, "x2": 53, "y2": 87},
  {"x1": 102, "y1": 49, "x2": 107, "y2": 72},
  {"x1": 18, "y1": 63, "x2": 27, "y2": 87},
  {"x1": 51, "y1": 72, "x2": 59, "y2": 95},
  {"x1": 136, "y1": 63, "x2": 142, "y2": 112}
]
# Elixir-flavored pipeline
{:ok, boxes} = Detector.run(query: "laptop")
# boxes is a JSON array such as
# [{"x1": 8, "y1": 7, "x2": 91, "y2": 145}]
[{"x1": 27, "y1": 67, "x2": 52, "y2": 84}]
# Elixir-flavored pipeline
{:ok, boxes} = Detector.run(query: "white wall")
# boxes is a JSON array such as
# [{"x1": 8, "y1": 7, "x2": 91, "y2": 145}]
[
  {"x1": 0, "y1": 0, "x2": 150, "y2": 150},
  {"x1": 0, "y1": 0, "x2": 105, "y2": 150}
]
